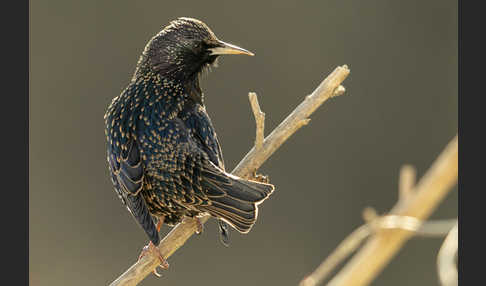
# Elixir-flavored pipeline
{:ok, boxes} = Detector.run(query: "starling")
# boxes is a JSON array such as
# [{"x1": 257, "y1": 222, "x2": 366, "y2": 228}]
[{"x1": 104, "y1": 17, "x2": 275, "y2": 270}]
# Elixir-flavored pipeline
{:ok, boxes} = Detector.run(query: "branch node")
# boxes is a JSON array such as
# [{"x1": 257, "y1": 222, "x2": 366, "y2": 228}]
[
  {"x1": 362, "y1": 207, "x2": 379, "y2": 224},
  {"x1": 399, "y1": 164, "x2": 416, "y2": 202},
  {"x1": 332, "y1": 85, "x2": 346, "y2": 98},
  {"x1": 299, "y1": 118, "x2": 311, "y2": 127}
]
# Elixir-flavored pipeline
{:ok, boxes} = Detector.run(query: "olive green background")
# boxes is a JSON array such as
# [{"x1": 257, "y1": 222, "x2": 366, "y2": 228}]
[{"x1": 30, "y1": 1, "x2": 457, "y2": 285}]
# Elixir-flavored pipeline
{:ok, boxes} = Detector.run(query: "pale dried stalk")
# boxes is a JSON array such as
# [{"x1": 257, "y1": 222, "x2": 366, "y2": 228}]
[
  {"x1": 437, "y1": 221, "x2": 458, "y2": 286},
  {"x1": 299, "y1": 217, "x2": 457, "y2": 286},
  {"x1": 326, "y1": 134, "x2": 458, "y2": 286},
  {"x1": 300, "y1": 225, "x2": 371, "y2": 286},
  {"x1": 248, "y1": 92, "x2": 265, "y2": 151},
  {"x1": 300, "y1": 135, "x2": 458, "y2": 286},
  {"x1": 232, "y1": 67, "x2": 348, "y2": 179},
  {"x1": 109, "y1": 65, "x2": 351, "y2": 286}
]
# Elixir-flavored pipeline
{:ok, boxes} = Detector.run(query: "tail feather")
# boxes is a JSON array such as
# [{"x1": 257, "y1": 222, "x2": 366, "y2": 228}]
[
  {"x1": 199, "y1": 176, "x2": 275, "y2": 233},
  {"x1": 203, "y1": 205, "x2": 254, "y2": 233},
  {"x1": 211, "y1": 200, "x2": 255, "y2": 221},
  {"x1": 227, "y1": 178, "x2": 274, "y2": 202}
]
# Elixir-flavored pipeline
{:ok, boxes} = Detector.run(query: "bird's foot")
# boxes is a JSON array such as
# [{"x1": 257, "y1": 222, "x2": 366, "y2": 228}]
[
  {"x1": 218, "y1": 220, "x2": 230, "y2": 247},
  {"x1": 194, "y1": 217, "x2": 204, "y2": 235},
  {"x1": 138, "y1": 241, "x2": 169, "y2": 277},
  {"x1": 252, "y1": 170, "x2": 270, "y2": 184}
]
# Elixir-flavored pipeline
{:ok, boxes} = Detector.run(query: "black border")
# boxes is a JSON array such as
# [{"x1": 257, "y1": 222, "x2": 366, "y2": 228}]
[
  {"x1": 2, "y1": 0, "x2": 28, "y2": 284},
  {"x1": 459, "y1": 1, "x2": 483, "y2": 285}
]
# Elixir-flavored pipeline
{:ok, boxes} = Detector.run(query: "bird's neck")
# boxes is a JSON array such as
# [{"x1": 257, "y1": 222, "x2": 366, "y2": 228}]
[
  {"x1": 134, "y1": 58, "x2": 206, "y2": 104},
  {"x1": 130, "y1": 71, "x2": 204, "y2": 118}
]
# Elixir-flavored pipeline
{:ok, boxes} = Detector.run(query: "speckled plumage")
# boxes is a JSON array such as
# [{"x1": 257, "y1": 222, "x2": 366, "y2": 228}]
[{"x1": 104, "y1": 18, "x2": 274, "y2": 247}]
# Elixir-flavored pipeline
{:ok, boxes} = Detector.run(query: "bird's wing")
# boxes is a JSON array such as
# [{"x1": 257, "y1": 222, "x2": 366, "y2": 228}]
[
  {"x1": 182, "y1": 103, "x2": 230, "y2": 245},
  {"x1": 163, "y1": 142, "x2": 273, "y2": 234},
  {"x1": 107, "y1": 139, "x2": 160, "y2": 245},
  {"x1": 139, "y1": 116, "x2": 273, "y2": 235},
  {"x1": 184, "y1": 104, "x2": 225, "y2": 169},
  {"x1": 108, "y1": 139, "x2": 144, "y2": 196}
]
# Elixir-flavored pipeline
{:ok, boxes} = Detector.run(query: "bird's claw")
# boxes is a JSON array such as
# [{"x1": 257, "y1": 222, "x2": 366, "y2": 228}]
[
  {"x1": 194, "y1": 217, "x2": 204, "y2": 235},
  {"x1": 153, "y1": 265, "x2": 164, "y2": 277},
  {"x1": 138, "y1": 241, "x2": 169, "y2": 277},
  {"x1": 252, "y1": 170, "x2": 270, "y2": 184}
]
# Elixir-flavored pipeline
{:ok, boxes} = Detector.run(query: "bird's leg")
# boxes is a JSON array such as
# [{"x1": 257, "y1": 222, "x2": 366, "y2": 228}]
[
  {"x1": 252, "y1": 169, "x2": 270, "y2": 184},
  {"x1": 138, "y1": 241, "x2": 170, "y2": 277},
  {"x1": 194, "y1": 216, "x2": 204, "y2": 235},
  {"x1": 138, "y1": 216, "x2": 168, "y2": 277},
  {"x1": 156, "y1": 217, "x2": 164, "y2": 232}
]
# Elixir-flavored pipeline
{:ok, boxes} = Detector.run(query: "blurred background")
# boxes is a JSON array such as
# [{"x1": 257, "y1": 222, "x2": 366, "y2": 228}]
[{"x1": 29, "y1": 1, "x2": 457, "y2": 285}]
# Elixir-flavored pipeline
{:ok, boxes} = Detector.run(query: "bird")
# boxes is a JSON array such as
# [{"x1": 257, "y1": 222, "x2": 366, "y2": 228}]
[{"x1": 104, "y1": 17, "x2": 275, "y2": 273}]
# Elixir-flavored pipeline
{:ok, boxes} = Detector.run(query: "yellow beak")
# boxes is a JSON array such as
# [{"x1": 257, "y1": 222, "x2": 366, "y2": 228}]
[{"x1": 209, "y1": 40, "x2": 254, "y2": 56}]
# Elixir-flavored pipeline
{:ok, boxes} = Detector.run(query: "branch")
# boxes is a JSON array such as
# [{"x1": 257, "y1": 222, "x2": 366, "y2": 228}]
[
  {"x1": 232, "y1": 71, "x2": 347, "y2": 179},
  {"x1": 300, "y1": 134, "x2": 458, "y2": 286},
  {"x1": 300, "y1": 225, "x2": 371, "y2": 286},
  {"x1": 437, "y1": 220, "x2": 458, "y2": 286},
  {"x1": 326, "y1": 134, "x2": 458, "y2": 286},
  {"x1": 299, "y1": 217, "x2": 457, "y2": 286},
  {"x1": 109, "y1": 65, "x2": 351, "y2": 286}
]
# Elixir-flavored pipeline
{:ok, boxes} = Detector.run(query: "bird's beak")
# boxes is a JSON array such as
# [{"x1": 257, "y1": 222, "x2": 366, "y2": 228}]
[{"x1": 209, "y1": 40, "x2": 254, "y2": 56}]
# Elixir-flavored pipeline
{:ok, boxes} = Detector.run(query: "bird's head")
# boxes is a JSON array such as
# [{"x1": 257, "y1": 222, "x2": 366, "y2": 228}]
[{"x1": 138, "y1": 17, "x2": 254, "y2": 81}]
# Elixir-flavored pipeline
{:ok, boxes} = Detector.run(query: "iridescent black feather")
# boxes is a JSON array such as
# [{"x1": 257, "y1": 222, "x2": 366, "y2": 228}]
[{"x1": 104, "y1": 18, "x2": 274, "y2": 246}]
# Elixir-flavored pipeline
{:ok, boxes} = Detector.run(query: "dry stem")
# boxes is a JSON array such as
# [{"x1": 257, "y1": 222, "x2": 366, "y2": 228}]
[
  {"x1": 299, "y1": 217, "x2": 457, "y2": 286},
  {"x1": 300, "y1": 135, "x2": 458, "y2": 286},
  {"x1": 326, "y1": 134, "x2": 458, "y2": 286},
  {"x1": 437, "y1": 221, "x2": 458, "y2": 286},
  {"x1": 109, "y1": 65, "x2": 350, "y2": 286}
]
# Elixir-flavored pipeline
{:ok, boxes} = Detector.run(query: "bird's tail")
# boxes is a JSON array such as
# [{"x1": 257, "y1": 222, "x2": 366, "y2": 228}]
[{"x1": 199, "y1": 175, "x2": 274, "y2": 233}]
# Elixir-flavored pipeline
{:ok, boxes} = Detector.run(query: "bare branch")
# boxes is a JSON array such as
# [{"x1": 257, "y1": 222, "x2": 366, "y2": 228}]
[
  {"x1": 299, "y1": 214, "x2": 457, "y2": 286},
  {"x1": 437, "y1": 221, "x2": 458, "y2": 286},
  {"x1": 325, "y1": 134, "x2": 458, "y2": 286},
  {"x1": 299, "y1": 135, "x2": 458, "y2": 286},
  {"x1": 332, "y1": 85, "x2": 346, "y2": 98},
  {"x1": 300, "y1": 225, "x2": 371, "y2": 286},
  {"x1": 248, "y1": 92, "x2": 265, "y2": 151},
  {"x1": 232, "y1": 69, "x2": 350, "y2": 179},
  {"x1": 109, "y1": 65, "x2": 351, "y2": 286}
]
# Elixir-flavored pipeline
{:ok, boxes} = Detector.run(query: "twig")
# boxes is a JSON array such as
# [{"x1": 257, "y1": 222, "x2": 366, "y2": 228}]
[
  {"x1": 376, "y1": 216, "x2": 457, "y2": 237},
  {"x1": 232, "y1": 73, "x2": 348, "y2": 179},
  {"x1": 300, "y1": 225, "x2": 371, "y2": 286},
  {"x1": 248, "y1": 92, "x2": 265, "y2": 151},
  {"x1": 109, "y1": 65, "x2": 351, "y2": 286},
  {"x1": 325, "y1": 134, "x2": 458, "y2": 286},
  {"x1": 299, "y1": 216, "x2": 457, "y2": 286},
  {"x1": 437, "y1": 221, "x2": 458, "y2": 286},
  {"x1": 363, "y1": 207, "x2": 457, "y2": 237},
  {"x1": 399, "y1": 165, "x2": 416, "y2": 201},
  {"x1": 300, "y1": 135, "x2": 458, "y2": 286}
]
